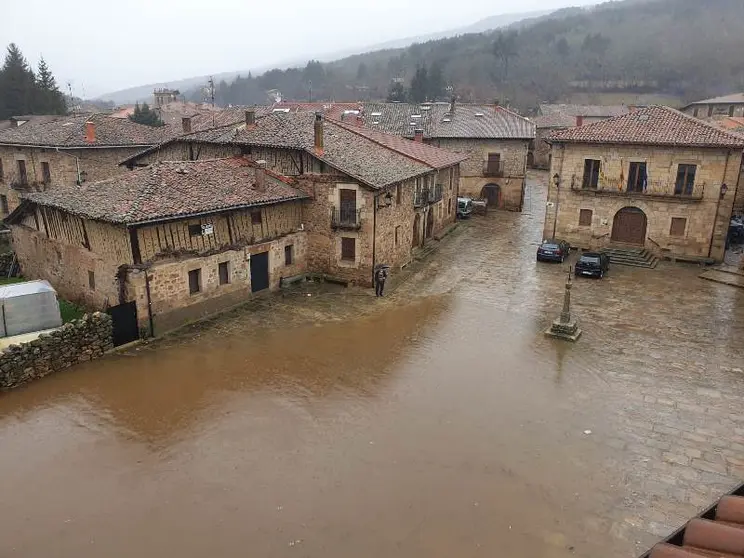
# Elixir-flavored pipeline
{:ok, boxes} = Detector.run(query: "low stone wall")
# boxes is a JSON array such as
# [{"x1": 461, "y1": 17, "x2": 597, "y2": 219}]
[{"x1": 0, "y1": 312, "x2": 113, "y2": 391}]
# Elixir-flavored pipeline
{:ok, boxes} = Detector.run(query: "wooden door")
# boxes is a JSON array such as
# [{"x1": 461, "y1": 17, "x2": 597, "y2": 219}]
[
  {"x1": 250, "y1": 251, "x2": 270, "y2": 292},
  {"x1": 611, "y1": 207, "x2": 647, "y2": 245}
]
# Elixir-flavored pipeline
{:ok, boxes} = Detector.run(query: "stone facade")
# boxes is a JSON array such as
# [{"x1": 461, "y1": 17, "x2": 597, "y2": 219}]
[
  {"x1": 544, "y1": 143, "x2": 742, "y2": 262},
  {"x1": 0, "y1": 312, "x2": 113, "y2": 391},
  {"x1": 684, "y1": 104, "x2": 744, "y2": 120},
  {"x1": 533, "y1": 128, "x2": 556, "y2": 170},
  {"x1": 0, "y1": 145, "x2": 147, "y2": 216},
  {"x1": 432, "y1": 138, "x2": 529, "y2": 211}
]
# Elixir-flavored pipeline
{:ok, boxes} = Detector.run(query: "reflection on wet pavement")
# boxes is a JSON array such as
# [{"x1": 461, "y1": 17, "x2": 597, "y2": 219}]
[{"x1": 0, "y1": 172, "x2": 743, "y2": 557}]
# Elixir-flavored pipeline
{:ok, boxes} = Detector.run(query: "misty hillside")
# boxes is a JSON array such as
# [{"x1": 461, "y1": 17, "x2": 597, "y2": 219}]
[
  {"x1": 96, "y1": 9, "x2": 548, "y2": 104},
  {"x1": 182, "y1": 0, "x2": 744, "y2": 112}
]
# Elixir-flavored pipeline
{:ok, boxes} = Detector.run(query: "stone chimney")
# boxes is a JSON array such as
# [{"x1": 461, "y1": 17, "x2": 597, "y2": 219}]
[
  {"x1": 254, "y1": 160, "x2": 267, "y2": 192},
  {"x1": 355, "y1": 114, "x2": 363, "y2": 127},
  {"x1": 9, "y1": 118, "x2": 18, "y2": 128},
  {"x1": 576, "y1": 115, "x2": 584, "y2": 127},
  {"x1": 245, "y1": 109, "x2": 256, "y2": 128},
  {"x1": 85, "y1": 121, "x2": 96, "y2": 143},
  {"x1": 314, "y1": 112, "x2": 324, "y2": 153},
  {"x1": 414, "y1": 128, "x2": 424, "y2": 143},
  {"x1": 181, "y1": 116, "x2": 192, "y2": 134},
  {"x1": 450, "y1": 95, "x2": 456, "y2": 113}
]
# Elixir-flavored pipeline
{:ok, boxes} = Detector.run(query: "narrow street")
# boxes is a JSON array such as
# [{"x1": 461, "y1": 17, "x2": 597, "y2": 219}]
[{"x1": 1, "y1": 172, "x2": 743, "y2": 557}]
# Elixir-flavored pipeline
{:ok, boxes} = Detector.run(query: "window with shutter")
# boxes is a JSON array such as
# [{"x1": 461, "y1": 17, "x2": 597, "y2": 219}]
[
  {"x1": 578, "y1": 209, "x2": 593, "y2": 227},
  {"x1": 341, "y1": 237, "x2": 355, "y2": 261}
]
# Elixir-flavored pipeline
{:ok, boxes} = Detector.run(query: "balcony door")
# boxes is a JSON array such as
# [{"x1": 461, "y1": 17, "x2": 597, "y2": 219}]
[
  {"x1": 339, "y1": 188, "x2": 357, "y2": 224},
  {"x1": 627, "y1": 162, "x2": 647, "y2": 192}
]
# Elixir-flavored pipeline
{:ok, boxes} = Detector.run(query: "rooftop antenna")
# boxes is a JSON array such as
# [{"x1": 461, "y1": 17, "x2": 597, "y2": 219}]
[{"x1": 66, "y1": 81, "x2": 75, "y2": 114}]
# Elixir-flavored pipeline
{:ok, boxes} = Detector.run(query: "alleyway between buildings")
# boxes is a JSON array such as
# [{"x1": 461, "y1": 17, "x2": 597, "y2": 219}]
[{"x1": 1, "y1": 173, "x2": 743, "y2": 558}]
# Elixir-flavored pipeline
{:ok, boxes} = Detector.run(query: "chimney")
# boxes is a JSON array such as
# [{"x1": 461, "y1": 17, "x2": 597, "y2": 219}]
[
  {"x1": 576, "y1": 115, "x2": 584, "y2": 127},
  {"x1": 450, "y1": 95, "x2": 456, "y2": 113},
  {"x1": 414, "y1": 128, "x2": 424, "y2": 143},
  {"x1": 9, "y1": 118, "x2": 18, "y2": 128},
  {"x1": 355, "y1": 114, "x2": 363, "y2": 126},
  {"x1": 181, "y1": 116, "x2": 192, "y2": 134},
  {"x1": 85, "y1": 121, "x2": 95, "y2": 143},
  {"x1": 245, "y1": 109, "x2": 256, "y2": 128},
  {"x1": 254, "y1": 160, "x2": 267, "y2": 192},
  {"x1": 314, "y1": 112, "x2": 324, "y2": 153}
]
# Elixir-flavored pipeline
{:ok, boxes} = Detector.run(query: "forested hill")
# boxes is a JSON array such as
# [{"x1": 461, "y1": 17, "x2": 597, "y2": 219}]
[{"x1": 189, "y1": 0, "x2": 744, "y2": 112}]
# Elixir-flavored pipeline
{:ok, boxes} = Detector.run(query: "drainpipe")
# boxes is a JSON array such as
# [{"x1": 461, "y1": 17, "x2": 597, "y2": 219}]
[
  {"x1": 372, "y1": 194, "x2": 377, "y2": 286},
  {"x1": 707, "y1": 150, "x2": 732, "y2": 259},
  {"x1": 144, "y1": 269, "x2": 155, "y2": 337}
]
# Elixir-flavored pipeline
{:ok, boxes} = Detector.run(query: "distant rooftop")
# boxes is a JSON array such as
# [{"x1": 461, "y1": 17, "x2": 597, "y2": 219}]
[
  {"x1": 684, "y1": 93, "x2": 744, "y2": 107},
  {"x1": 535, "y1": 104, "x2": 631, "y2": 129}
]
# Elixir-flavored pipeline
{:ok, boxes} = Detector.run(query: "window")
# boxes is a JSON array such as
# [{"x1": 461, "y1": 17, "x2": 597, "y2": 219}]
[
  {"x1": 675, "y1": 164, "x2": 697, "y2": 195},
  {"x1": 395, "y1": 225, "x2": 401, "y2": 246},
  {"x1": 729, "y1": 106, "x2": 736, "y2": 117},
  {"x1": 284, "y1": 245, "x2": 293, "y2": 266},
  {"x1": 670, "y1": 217, "x2": 687, "y2": 237},
  {"x1": 582, "y1": 159, "x2": 600, "y2": 189},
  {"x1": 627, "y1": 162, "x2": 647, "y2": 192},
  {"x1": 188, "y1": 269, "x2": 201, "y2": 294},
  {"x1": 188, "y1": 224, "x2": 202, "y2": 236},
  {"x1": 396, "y1": 184, "x2": 402, "y2": 205},
  {"x1": 218, "y1": 261, "x2": 230, "y2": 285},
  {"x1": 88, "y1": 271, "x2": 95, "y2": 291},
  {"x1": 251, "y1": 211, "x2": 262, "y2": 225},
  {"x1": 0, "y1": 195, "x2": 8, "y2": 214},
  {"x1": 17, "y1": 160, "x2": 27, "y2": 185},
  {"x1": 341, "y1": 237, "x2": 355, "y2": 261},
  {"x1": 41, "y1": 162, "x2": 51, "y2": 184},
  {"x1": 486, "y1": 152, "x2": 501, "y2": 174},
  {"x1": 578, "y1": 209, "x2": 593, "y2": 227}
]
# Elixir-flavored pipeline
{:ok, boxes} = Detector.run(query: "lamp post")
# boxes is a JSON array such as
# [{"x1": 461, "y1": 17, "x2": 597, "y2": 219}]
[{"x1": 551, "y1": 173, "x2": 561, "y2": 240}]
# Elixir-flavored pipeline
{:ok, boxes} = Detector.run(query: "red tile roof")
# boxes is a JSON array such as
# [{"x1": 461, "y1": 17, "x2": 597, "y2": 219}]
[
  {"x1": 18, "y1": 157, "x2": 306, "y2": 225},
  {"x1": 548, "y1": 105, "x2": 744, "y2": 149}
]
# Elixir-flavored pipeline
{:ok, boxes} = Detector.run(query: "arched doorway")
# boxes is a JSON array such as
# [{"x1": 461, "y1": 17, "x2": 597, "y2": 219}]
[
  {"x1": 611, "y1": 207, "x2": 647, "y2": 245},
  {"x1": 480, "y1": 184, "x2": 502, "y2": 208},
  {"x1": 412, "y1": 213, "x2": 421, "y2": 248},
  {"x1": 425, "y1": 208, "x2": 434, "y2": 238}
]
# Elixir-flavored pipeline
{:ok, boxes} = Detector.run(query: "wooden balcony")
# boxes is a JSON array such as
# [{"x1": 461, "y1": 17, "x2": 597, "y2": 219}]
[{"x1": 570, "y1": 179, "x2": 705, "y2": 202}]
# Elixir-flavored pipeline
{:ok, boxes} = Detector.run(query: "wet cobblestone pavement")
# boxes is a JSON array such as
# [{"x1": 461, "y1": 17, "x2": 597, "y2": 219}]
[{"x1": 0, "y1": 172, "x2": 743, "y2": 557}]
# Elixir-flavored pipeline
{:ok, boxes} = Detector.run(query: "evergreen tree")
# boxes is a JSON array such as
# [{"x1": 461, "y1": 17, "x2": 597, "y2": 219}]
[
  {"x1": 129, "y1": 102, "x2": 163, "y2": 127},
  {"x1": 0, "y1": 43, "x2": 37, "y2": 119},
  {"x1": 35, "y1": 57, "x2": 67, "y2": 114},
  {"x1": 492, "y1": 31, "x2": 519, "y2": 80},
  {"x1": 427, "y1": 62, "x2": 445, "y2": 100},
  {"x1": 409, "y1": 65, "x2": 429, "y2": 103},
  {"x1": 387, "y1": 81, "x2": 407, "y2": 102}
]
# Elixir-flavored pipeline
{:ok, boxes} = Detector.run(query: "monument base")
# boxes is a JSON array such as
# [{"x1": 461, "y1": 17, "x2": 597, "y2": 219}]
[{"x1": 545, "y1": 318, "x2": 582, "y2": 342}]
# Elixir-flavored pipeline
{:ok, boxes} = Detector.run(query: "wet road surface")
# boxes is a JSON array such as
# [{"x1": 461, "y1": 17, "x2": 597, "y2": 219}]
[{"x1": 1, "y1": 172, "x2": 743, "y2": 557}]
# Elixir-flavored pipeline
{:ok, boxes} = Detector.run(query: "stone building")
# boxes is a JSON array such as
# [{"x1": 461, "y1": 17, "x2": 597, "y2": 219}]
[
  {"x1": 682, "y1": 93, "x2": 744, "y2": 121},
  {"x1": 122, "y1": 111, "x2": 465, "y2": 288},
  {"x1": 6, "y1": 158, "x2": 309, "y2": 334},
  {"x1": 532, "y1": 104, "x2": 631, "y2": 170},
  {"x1": 0, "y1": 113, "x2": 175, "y2": 217},
  {"x1": 349, "y1": 101, "x2": 534, "y2": 211},
  {"x1": 544, "y1": 105, "x2": 744, "y2": 262}
]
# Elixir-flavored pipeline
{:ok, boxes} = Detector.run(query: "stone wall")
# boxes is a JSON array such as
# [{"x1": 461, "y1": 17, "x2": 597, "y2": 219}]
[
  {"x1": 544, "y1": 143, "x2": 742, "y2": 261},
  {"x1": 0, "y1": 312, "x2": 113, "y2": 391},
  {"x1": 684, "y1": 104, "x2": 744, "y2": 119},
  {"x1": 532, "y1": 128, "x2": 558, "y2": 169},
  {"x1": 435, "y1": 138, "x2": 529, "y2": 211},
  {"x1": 0, "y1": 145, "x2": 147, "y2": 215}
]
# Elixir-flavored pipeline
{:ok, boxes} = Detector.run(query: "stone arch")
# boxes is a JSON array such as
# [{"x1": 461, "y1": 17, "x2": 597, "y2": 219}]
[
  {"x1": 480, "y1": 183, "x2": 502, "y2": 208},
  {"x1": 611, "y1": 206, "x2": 647, "y2": 245}
]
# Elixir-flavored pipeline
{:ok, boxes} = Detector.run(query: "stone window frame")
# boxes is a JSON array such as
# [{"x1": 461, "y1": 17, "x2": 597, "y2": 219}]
[
  {"x1": 41, "y1": 161, "x2": 51, "y2": 185},
  {"x1": 582, "y1": 159, "x2": 601, "y2": 189},
  {"x1": 578, "y1": 209, "x2": 593, "y2": 227},
  {"x1": 669, "y1": 217, "x2": 687, "y2": 237},
  {"x1": 284, "y1": 244, "x2": 294, "y2": 266},
  {"x1": 218, "y1": 261, "x2": 230, "y2": 285},
  {"x1": 674, "y1": 163, "x2": 698, "y2": 196},
  {"x1": 16, "y1": 159, "x2": 28, "y2": 185},
  {"x1": 188, "y1": 268, "x2": 202, "y2": 295},
  {"x1": 340, "y1": 237, "x2": 356, "y2": 262},
  {"x1": 88, "y1": 270, "x2": 95, "y2": 291}
]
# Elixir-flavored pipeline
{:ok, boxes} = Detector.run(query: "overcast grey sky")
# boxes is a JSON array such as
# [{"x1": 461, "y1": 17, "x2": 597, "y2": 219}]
[{"x1": 3, "y1": 0, "x2": 597, "y2": 97}]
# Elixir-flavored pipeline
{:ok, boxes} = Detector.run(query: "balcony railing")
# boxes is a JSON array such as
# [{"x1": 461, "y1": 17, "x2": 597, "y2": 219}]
[
  {"x1": 331, "y1": 207, "x2": 362, "y2": 230},
  {"x1": 414, "y1": 184, "x2": 444, "y2": 207},
  {"x1": 483, "y1": 161, "x2": 505, "y2": 177},
  {"x1": 571, "y1": 179, "x2": 705, "y2": 201}
]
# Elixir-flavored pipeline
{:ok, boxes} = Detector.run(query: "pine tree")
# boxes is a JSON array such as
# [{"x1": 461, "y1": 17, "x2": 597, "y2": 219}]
[
  {"x1": 427, "y1": 62, "x2": 445, "y2": 100},
  {"x1": 0, "y1": 43, "x2": 37, "y2": 119},
  {"x1": 409, "y1": 65, "x2": 429, "y2": 103},
  {"x1": 35, "y1": 57, "x2": 67, "y2": 114},
  {"x1": 387, "y1": 81, "x2": 407, "y2": 102},
  {"x1": 129, "y1": 102, "x2": 163, "y2": 127}
]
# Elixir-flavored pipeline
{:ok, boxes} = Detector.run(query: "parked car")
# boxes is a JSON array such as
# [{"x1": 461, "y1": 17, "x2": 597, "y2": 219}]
[
  {"x1": 457, "y1": 197, "x2": 473, "y2": 219},
  {"x1": 536, "y1": 239, "x2": 570, "y2": 263},
  {"x1": 574, "y1": 252, "x2": 610, "y2": 279}
]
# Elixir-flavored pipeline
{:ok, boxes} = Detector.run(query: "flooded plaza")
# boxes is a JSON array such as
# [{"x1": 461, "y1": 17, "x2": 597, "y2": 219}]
[{"x1": 1, "y1": 172, "x2": 743, "y2": 558}]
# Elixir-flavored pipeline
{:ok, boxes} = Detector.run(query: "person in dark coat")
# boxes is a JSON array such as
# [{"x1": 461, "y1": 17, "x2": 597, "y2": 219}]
[{"x1": 375, "y1": 266, "x2": 389, "y2": 297}]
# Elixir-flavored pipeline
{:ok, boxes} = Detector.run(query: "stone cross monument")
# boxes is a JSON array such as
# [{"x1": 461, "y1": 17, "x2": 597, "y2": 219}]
[{"x1": 545, "y1": 267, "x2": 582, "y2": 341}]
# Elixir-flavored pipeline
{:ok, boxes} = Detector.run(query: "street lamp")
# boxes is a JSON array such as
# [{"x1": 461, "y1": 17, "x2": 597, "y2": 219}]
[{"x1": 551, "y1": 173, "x2": 561, "y2": 240}]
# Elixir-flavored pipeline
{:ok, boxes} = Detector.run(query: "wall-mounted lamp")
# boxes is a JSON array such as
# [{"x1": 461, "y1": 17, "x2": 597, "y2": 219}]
[
  {"x1": 553, "y1": 173, "x2": 561, "y2": 188},
  {"x1": 720, "y1": 183, "x2": 728, "y2": 199}
]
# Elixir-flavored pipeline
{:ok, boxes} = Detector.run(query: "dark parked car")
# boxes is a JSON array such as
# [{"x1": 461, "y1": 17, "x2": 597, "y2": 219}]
[
  {"x1": 537, "y1": 239, "x2": 570, "y2": 263},
  {"x1": 574, "y1": 252, "x2": 610, "y2": 279}
]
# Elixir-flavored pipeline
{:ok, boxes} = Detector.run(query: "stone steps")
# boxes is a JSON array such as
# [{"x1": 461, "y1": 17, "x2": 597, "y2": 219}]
[{"x1": 600, "y1": 247, "x2": 659, "y2": 269}]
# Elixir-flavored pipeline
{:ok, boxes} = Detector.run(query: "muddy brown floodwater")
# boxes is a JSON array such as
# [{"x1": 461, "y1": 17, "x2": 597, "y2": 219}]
[{"x1": 1, "y1": 172, "x2": 744, "y2": 558}]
